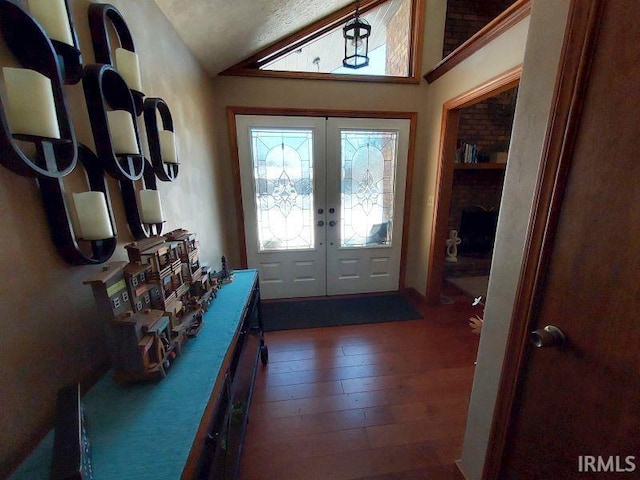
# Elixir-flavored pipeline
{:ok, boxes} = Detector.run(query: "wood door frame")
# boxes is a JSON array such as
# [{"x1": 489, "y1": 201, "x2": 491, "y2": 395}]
[
  {"x1": 424, "y1": 66, "x2": 522, "y2": 305},
  {"x1": 227, "y1": 106, "x2": 418, "y2": 290},
  {"x1": 482, "y1": 0, "x2": 603, "y2": 478}
]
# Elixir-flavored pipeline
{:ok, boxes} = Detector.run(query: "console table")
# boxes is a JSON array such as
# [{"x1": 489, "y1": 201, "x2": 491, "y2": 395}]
[{"x1": 11, "y1": 269, "x2": 266, "y2": 480}]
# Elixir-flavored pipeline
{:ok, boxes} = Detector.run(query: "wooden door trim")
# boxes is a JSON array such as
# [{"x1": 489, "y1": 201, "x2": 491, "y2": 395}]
[
  {"x1": 227, "y1": 106, "x2": 418, "y2": 288},
  {"x1": 482, "y1": 1, "x2": 604, "y2": 478},
  {"x1": 424, "y1": 66, "x2": 521, "y2": 305}
]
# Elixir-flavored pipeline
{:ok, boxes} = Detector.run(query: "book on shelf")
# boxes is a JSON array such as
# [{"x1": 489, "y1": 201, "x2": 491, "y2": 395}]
[{"x1": 455, "y1": 142, "x2": 478, "y2": 164}]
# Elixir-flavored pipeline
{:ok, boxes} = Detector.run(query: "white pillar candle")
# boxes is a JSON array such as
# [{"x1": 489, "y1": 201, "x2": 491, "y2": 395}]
[
  {"x1": 139, "y1": 189, "x2": 164, "y2": 224},
  {"x1": 28, "y1": 0, "x2": 74, "y2": 46},
  {"x1": 159, "y1": 130, "x2": 178, "y2": 163},
  {"x1": 115, "y1": 48, "x2": 143, "y2": 92},
  {"x1": 73, "y1": 191, "x2": 114, "y2": 240},
  {"x1": 3, "y1": 67, "x2": 61, "y2": 139},
  {"x1": 106, "y1": 110, "x2": 140, "y2": 155}
]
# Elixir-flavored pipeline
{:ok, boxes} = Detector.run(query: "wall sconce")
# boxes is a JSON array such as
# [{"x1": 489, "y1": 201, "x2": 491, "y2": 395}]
[
  {"x1": 143, "y1": 97, "x2": 179, "y2": 182},
  {"x1": 82, "y1": 64, "x2": 144, "y2": 182},
  {"x1": 119, "y1": 158, "x2": 165, "y2": 240},
  {"x1": 342, "y1": 1, "x2": 370, "y2": 69},
  {"x1": 139, "y1": 189, "x2": 165, "y2": 236},
  {"x1": 38, "y1": 145, "x2": 118, "y2": 265},
  {"x1": 16, "y1": 0, "x2": 82, "y2": 85},
  {"x1": 88, "y1": 3, "x2": 144, "y2": 115},
  {"x1": 0, "y1": 1, "x2": 77, "y2": 179}
]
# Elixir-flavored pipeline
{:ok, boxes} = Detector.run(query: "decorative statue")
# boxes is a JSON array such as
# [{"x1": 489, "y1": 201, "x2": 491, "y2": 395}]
[{"x1": 445, "y1": 229, "x2": 462, "y2": 262}]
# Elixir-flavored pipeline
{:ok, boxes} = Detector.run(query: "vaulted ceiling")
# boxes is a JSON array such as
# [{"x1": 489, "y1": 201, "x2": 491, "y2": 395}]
[{"x1": 153, "y1": 0, "x2": 354, "y2": 77}]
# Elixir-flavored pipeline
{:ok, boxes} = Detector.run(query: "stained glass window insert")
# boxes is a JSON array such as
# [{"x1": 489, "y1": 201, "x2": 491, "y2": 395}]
[
  {"x1": 340, "y1": 130, "x2": 398, "y2": 248},
  {"x1": 250, "y1": 128, "x2": 315, "y2": 251}
]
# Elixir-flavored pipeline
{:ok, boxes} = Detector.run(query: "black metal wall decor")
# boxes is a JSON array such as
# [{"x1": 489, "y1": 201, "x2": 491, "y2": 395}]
[
  {"x1": 0, "y1": 0, "x2": 77, "y2": 179},
  {"x1": 38, "y1": 145, "x2": 118, "y2": 265},
  {"x1": 26, "y1": 0, "x2": 83, "y2": 85},
  {"x1": 143, "y1": 98, "x2": 179, "y2": 182},
  {"x1": 88, "y1": 3, "x2": 144, "y2": 115},
  {"x1": 0, "y1": 0, "x2": 181, "y2": 263},
  {"x1": 82, "y1": 64, "x2": 144, "y2": 182},
  {"x1": 120, "y1": 159, "x2": 165, "y2": 240}
]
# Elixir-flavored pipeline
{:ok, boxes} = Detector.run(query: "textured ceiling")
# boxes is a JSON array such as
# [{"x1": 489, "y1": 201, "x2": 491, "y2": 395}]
[{"x1": 153, "y1": 0, "x2": 354, "y2": 76}]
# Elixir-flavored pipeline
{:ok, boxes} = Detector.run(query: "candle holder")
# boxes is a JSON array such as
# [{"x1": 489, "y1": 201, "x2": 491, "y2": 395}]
[
  {"x1": 120, "y1": 159, "x2": 165, "y2": 240},
  {"x1": 143, "y1": 98, "x2": 179, "y2": 182},
  {"x1": 0, "y1": 0, "x2": 77, "y2": 179},
  {"x1": 88, "y1": 3, "x2": 144, "y2": 115},
  {"x1": 0, "y1": 0, "x2": 82, "y2": 85},
  {"x1": 82, "y1": 64, "x2": 144, "y2": 182},
  {"x1": 38, "y1": 145, "x2": 117, "y2": 265}
]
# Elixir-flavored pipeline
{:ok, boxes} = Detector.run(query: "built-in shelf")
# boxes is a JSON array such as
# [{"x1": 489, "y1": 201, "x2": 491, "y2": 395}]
[{"x1": 454, "y1": 163, "x2": 506, "y2": 170}]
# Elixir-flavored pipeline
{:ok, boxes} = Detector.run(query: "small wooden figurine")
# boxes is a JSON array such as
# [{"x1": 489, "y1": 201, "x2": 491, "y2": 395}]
[{"x1": 84, "y1": 229, "x2": 213, "y2": 383}]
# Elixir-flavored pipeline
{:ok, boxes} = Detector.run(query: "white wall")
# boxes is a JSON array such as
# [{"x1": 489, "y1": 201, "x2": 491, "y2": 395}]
[{"x1": 459, "y1": 1, "x2": 571, "y2": 478}]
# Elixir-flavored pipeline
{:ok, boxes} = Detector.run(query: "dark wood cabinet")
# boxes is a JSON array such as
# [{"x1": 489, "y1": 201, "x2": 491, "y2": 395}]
[
  {"x1": 197, "y1": 280, "x2": 266, "y2": 479},
  {"x1": 10, "y1": 270, "x2": 266, "y2": 480}
]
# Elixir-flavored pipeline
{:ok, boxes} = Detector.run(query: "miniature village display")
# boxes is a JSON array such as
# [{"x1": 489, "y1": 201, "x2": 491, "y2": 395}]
[{"x1": 84, "y1": 229, "x2": 220, "y2": 382}]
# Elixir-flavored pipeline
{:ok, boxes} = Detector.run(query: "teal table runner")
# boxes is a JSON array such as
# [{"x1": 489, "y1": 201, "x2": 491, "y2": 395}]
[{"x1": 11, "y1": 269, "x2": 258, "y2": 480}]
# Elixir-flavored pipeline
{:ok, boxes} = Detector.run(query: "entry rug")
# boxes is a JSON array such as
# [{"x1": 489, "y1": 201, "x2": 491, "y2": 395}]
[{"x1": 261, "y1": 293, "x2": 423, "y2": 332}]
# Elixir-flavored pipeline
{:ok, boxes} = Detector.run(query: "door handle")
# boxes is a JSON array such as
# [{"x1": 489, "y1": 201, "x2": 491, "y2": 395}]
[
  {"x1": 317, "y1": 220, "x2": 325, "y2": 227},
  {"x1": 530, "y1": 325, "x2": 567, "y2": 348},
  {"x1": 328, "y1": 220, "x2": 336, "y2": 227}
]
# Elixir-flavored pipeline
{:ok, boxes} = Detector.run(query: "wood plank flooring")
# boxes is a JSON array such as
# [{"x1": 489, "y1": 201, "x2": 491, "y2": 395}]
[{"x1": 240, "y1": 289, "x2": 481, "y2": 479}]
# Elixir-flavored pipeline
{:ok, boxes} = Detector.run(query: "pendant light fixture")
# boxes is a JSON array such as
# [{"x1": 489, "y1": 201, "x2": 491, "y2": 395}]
[{"x1": 342, "y1": 1, "x2": 370, "y2": 69}]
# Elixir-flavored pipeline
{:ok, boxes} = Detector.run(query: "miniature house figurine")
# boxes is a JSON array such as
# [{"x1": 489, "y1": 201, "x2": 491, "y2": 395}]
[
  {"x1": 84, "y1": 263, "x2": 176, "y2": 382},
  {"x1": 108, "y1": 308, "x2": 175, "y2": 382},
  {"x1": 84, "y1": 230, "x2": 212, "y2": 383}
]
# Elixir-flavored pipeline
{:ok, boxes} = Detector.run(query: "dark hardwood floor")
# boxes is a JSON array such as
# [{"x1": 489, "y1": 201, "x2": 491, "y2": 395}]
[{"x1": 240, "y1": 287, "x2": 481, "y2": 479}]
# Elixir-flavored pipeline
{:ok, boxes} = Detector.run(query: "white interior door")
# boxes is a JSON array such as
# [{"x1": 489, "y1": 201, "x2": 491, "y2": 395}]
[
  {"x1": 236, "y1": 115, "x2": 410, "y2": 299},
  {"x1": 236, "y1": 115, "x2": 327, "y2": 299},
  {"x1": 326, "y1": 118, "x2": 410, "y2": 295}
]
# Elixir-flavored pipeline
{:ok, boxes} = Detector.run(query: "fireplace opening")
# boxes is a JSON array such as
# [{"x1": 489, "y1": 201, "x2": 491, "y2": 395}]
[{"x1": 458, "y1": 210, "x2": 498, "y2": 258}]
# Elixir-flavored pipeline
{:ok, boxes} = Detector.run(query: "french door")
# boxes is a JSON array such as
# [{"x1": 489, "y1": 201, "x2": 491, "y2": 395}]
[{"x1": 236, "y1": 115, "x2": 410, "y2": 299}]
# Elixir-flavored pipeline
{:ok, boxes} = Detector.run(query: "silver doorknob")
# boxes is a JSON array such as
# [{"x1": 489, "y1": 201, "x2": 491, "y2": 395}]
[
  {"x1": 530, "y1": 325, "x2": 567, "y2": 348},
  {"x1": 317, "y1": 220, "x2": 325, "y2": 227},
  {"x1": 329, "y1": 220, "x2": 336, "y2": 227}
]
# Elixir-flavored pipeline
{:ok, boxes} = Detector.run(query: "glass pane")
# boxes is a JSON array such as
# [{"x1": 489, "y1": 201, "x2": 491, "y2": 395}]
[
  {"x1": 250, "y1": 128, "x2": 315, "y2": 251},
  {"x1": 260, "y1": 0, "x2": 411, "y2": 77},
  {"x1": 340, "y1": 130, "x2": 398, "y2": 248}
]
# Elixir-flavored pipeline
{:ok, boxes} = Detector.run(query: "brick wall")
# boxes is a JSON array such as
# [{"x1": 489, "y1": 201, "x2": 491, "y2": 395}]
[
  {"x1": 443, "y1": 0, "x2": 516, "y2": 57},
  {"x1": 385, "y1": 0, "x2": 411, "y2": 76},
  {"x1": 447, "y1": 169, "x2": 505, "y2": 233},
  {"x1": 457, "y1": 87, "x2": 517, "y2": 158}
]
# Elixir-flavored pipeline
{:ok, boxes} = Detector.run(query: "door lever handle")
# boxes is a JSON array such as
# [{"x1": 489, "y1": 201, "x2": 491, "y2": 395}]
[
  {"x1": 329, "y1": 220, "x2": 336, "y2": 227},
  {"x1": 530, "y1": 325, "x2": 567, "y2": 348}
]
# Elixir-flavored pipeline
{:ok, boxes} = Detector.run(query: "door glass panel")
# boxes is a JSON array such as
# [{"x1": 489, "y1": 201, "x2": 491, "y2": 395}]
[
  {"x1": 340, "y1": 130, "x2": 398, "y2": 247},
  {"x1": 250, "y1": 128, "x2": 315, "y2": 251}
]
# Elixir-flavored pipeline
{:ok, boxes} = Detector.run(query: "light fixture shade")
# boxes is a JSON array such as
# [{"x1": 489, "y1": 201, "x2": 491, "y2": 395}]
[
  {"x1": 106, "y1": 110, "x2": 140, "y2": 155},
  {"x1": 3, "y1": 67, "x2": 61, "y2": 138},
  {"x1": 159, "y1": 130, "x2": 178, "y2": 163},
  {"x1": 28, "y1": 0, "x2": 74, "y2": 46},
  {"x1": 73, "y1": 191, "x2": 115, "y2": 240},
  {"x1": 115, "y1": 47, "x2": 143, "y2": 92},
  {"x1": 139, "y1": 189, "x2": 164, "y2": 224},
  {"x1": 343, "y1": 16, "x2": 371, "y2": 69}
]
